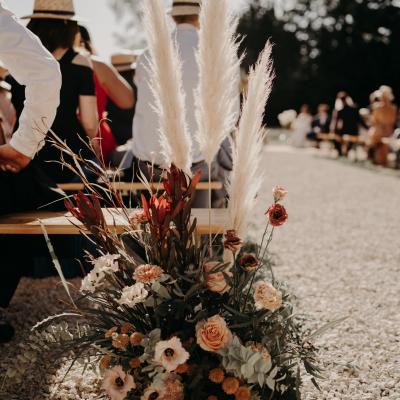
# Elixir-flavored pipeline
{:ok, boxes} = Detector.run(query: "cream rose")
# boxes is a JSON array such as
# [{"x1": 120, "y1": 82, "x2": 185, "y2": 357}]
[
  {"x1": 196, "y1": 315, "x2": 233, "y2": 352},
  {"x1": 272, "y1": 186, "x2": 288, "y2": 202},
  {"x1": 203, "y1": 261, "x2": 231, "y2": 293},
  {"x1": 253, "y1": 281, "x2": 283, "y2": 311}
]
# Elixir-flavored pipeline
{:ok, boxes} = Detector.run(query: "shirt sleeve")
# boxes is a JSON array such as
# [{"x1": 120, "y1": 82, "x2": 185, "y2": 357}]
[
  {"x1": 78, "y1": 66, "x2": 96, "y2": 96},
  {"x1": 0, "y1": 3, "x2": 61, "y2": 158}
]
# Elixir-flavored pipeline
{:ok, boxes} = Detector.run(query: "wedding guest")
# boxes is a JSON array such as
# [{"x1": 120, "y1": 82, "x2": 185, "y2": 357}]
[
  {"x1": 107, "y1": 50, "x2": 139, "y2": 146},
  {"x1": 129, "y1": 0, "x2": 240, "y2": 206},
  {"x1": 307, "y1": 103, "x2": 331, "y2": 145},
  {"x1": 77, "y1": 26, "x2": 135, "y2": 163},
  {"x1": 367, "y1": 86, "x2": 397, "y2": 166},
  {"x1": 290, "y1": 104, "x2": 312, "y2": 147},
  {"x1": 330, "y1": 92, "x2": 363, "y2": 156},
  {"x1": 7, "y1": 0, "x2": 98, "y2": 183},
  {"x1": 0, "y1": 1, "x2": 62, "y2": 343}
]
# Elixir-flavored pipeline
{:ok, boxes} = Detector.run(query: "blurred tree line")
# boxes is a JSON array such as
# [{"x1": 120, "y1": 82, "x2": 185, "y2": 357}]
[
  {"x1": 109, "y1": 0, "x2": 400, "y2": 123},
  {"x1": 239, "y1": 0, "x2": 400, "y2": 122}
]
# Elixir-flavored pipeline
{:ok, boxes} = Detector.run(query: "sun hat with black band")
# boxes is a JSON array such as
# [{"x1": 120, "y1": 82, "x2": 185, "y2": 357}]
[
  {"x1": 111, "y1": 50, "x2": 143, "y2": 73},
  {"x1": 169, "y1": 0, "x2": 201, "y2": 17},
  {"x1": 22, "y1": 0, "x2": 81, "y2": 21}
]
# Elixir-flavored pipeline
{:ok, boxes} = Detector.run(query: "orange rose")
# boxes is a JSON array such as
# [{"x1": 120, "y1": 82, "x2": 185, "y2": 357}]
[
  {"x1": 253, "y1": 281, "x2": 283, "y2": 311},
  {"x1": 203, "y1": 261, "x2": 231, "y2": 293},
  {"x1": 196, "y1": 315, "x2": 233, "y2": 352}
]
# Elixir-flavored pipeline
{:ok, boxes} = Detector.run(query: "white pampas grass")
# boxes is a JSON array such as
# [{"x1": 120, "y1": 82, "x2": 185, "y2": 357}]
[
  {"x1": 141, "y1": 0, "x2": 192, "y2": 173},
  {"x1": 227, "y1": 42, "x2": 274, "y2": 237},
  {"x1": 195, "y1": 0, "x2": 241, "y2": 166}
]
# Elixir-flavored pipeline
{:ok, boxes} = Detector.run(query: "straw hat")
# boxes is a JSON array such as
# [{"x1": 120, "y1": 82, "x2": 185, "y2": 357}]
[
  {"x1": 169, "y1": 0, "x2": 201, "y2": 17},
  {"x1": 22, "y1": 0, "x2": 80, "y2": 21},
  {"x1": 111, "y1": 50, "x2": 143, "y2": 72}
]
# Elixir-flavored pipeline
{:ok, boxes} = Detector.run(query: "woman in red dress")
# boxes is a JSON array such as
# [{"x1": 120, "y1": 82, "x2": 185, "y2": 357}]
[{"x1": 78, "y1": 26, "x2": 135, "y2": 163}]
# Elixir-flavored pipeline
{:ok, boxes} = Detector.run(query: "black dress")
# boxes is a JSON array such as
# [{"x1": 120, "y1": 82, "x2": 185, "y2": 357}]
[
  {"x1": 336, "y1": 105, "x2": 361, "y2": 136},
  {"x1": 106, "y1": 69, "x2": 137, "y2": 146},
  {"x1": 8, "y1": 48, "x2": 96, "y2": 183}
]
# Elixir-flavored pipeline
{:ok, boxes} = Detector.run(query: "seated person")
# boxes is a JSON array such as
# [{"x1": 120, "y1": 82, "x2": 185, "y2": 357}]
[
  {"x1": 126, "y1": 1, "x2": 240, "y2": 207},
  {"x1": 8, "y1": 4, "x2": 98, "y2": 183},
  {"x1": 0, "y1": 2, "x2": 62, "y2": 343},
  {"x1": 367, "y1": 86, "x2": 398, "y2": 166},
  {"x1": 307, "y1": 104, "x2": 331, "y2": 145}
]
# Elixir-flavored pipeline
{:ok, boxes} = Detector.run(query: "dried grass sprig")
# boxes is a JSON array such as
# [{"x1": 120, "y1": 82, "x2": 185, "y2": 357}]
[
  {"x1": 227, "y1": 42, "x2": 275, "y2": 237},
  {"x1": 195, "y1": 0, "x2": 241, "y2": 166},
  {"x1": 141, "y1": 0, "x2": 192, "y2": 174}
]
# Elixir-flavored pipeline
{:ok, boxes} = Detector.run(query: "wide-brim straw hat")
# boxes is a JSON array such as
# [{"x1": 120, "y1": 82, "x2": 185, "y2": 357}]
[
  {"x1": 169, "y1": 0, "x2": 201, "y2": 16},
  {"x1": 22, "y1": 0, "x2": 81, "y2": 21},
  {"x1": 111, "y1": 50, "x2": 143, "y2": 72}
]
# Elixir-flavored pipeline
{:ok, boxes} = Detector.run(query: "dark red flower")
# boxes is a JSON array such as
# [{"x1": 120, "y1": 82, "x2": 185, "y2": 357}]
[
  {"x1": 265, "y1": 204, "x2": 288, "y2": 227},
  {"x1": 239, "y1": 253, "x2": 259, "y2": 272},
  {"x1": 224, "y1": 229, "x2": 242, "y2": 252}
]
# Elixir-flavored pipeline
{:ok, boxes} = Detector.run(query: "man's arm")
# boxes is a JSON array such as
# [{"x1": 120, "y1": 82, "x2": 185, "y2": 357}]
[{"x1": 0, "y1": 3, "x2": 61, "y2": 169}]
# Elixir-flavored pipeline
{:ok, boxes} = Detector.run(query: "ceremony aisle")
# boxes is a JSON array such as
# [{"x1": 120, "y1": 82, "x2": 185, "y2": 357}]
[{"x1": 1, "y1": 145, "x2": 399, "y2": 399}]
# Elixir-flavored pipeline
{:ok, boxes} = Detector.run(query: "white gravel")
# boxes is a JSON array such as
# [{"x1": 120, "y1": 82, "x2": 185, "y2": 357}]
[{"x1": 1, "y1": 145, "x2": 400, "y2": 399}]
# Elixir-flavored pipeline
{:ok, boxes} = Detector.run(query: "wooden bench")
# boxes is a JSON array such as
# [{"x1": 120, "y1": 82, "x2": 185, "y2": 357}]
[
  {"x1": 317, "y1": 132, "x2": 342, "y2": 143},
  {"x1": 0, "y1": 208, "x2": 228, "y2": 237},
  {"x1": 58, "y1": 182, "x2": 223, "y2": 192}
]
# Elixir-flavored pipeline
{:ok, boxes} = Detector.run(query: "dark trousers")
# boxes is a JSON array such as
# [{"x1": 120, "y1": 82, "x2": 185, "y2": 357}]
[{"x1": 0, "y1": 163, "x2": 65, "y2": 308}]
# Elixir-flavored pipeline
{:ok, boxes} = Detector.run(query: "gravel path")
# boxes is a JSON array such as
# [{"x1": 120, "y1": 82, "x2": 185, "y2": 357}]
[
  {"x1": 1, "y1": 146, "x2": 400, "y2": 399},
  {"x1": 260, "y1": 146, "x2": 400, "y2": 400}
]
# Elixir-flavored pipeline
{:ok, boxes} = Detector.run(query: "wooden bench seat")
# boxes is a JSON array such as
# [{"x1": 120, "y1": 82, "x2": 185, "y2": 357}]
[
  {"x1": 342, "y1": 134, "x2": 364, "y2": 144},
  {"x1": 58, "y1": 181, "x2": 223, "y2": 192},
  {"x1": 317, "y1": 132, "x2": 342, "y2": 142},
  {"x1": 0, "y1": 208, "x2": 228, "y2": 236}
]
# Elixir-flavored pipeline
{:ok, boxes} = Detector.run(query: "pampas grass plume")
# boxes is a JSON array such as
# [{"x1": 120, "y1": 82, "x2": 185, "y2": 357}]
[
  {"x1": 142, "y1": 0, "x2": 193, "y2": 173},
  {"x1": 195, "y1": 0, "x2": 241, "y2": 166},
  {"x1": 228, "y1": 42, "x2": 274, "y2": 237}
]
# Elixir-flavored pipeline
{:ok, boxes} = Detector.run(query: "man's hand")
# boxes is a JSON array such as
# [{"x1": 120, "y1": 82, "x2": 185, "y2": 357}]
[{"x1": 0, "y1": 144, "x2": 31, "y2": 173}]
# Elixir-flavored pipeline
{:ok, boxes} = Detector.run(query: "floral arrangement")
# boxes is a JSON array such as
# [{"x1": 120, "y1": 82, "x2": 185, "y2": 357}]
[
  {"x1": 5, "y1": 172, "x2": 325, "y2": 400},
  {"x1": 3, "y1": 1, "x2": 331, "y2": 399}
]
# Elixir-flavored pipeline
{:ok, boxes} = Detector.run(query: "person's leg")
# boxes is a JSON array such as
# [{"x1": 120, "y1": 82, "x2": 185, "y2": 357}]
[{"x1": 0, "y1": 164, "x2": 63, "y2": 342}]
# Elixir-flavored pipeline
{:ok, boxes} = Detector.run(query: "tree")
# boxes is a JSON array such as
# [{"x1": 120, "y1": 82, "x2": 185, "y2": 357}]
[
  {"x1": 238, "y1": 0, "x2": 400, "y2": 122},
  {"x1": 108, "y1": 0, "x2": 145, "y2": 48}
]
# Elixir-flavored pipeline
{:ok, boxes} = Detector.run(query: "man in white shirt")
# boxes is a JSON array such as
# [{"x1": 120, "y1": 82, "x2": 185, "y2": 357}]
[
  {"x1": 129, "y1": 0, "x2": 239, "y2": 207},
  {"x1": 132, "y1": 0, "x2": 203, "y2": 167},
  {"x1": 130, "y1": 0, "x2": 213, "y2": 200},
  {"x1": 0, "y1": 2, "x2": 61, "y2": 172},
  {"x1": 0, "y1": 2, "x2": 61, "y2": 343}
]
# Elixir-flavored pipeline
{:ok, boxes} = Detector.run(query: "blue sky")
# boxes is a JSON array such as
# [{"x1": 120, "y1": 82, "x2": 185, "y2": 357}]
[{"x1": 4, "y1": 0, "x2": 250, "y2": 60}]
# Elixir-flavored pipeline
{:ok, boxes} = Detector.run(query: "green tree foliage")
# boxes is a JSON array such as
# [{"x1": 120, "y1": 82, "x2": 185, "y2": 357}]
[
  {"x1": 238, "y1": 0, "x2": 400, "y2": 121},
  {"x1": 109, "y1": 0, "x2": 400, "y2": 121},
  {"x1": 108, "y1": 0, "x2": 145, "y2": 48}
]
